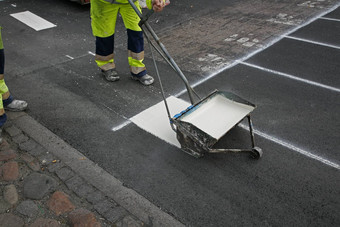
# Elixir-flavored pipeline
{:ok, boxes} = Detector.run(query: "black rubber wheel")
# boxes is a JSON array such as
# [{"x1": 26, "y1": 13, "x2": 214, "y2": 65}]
[{"x1": 250, "y1": 147, "x2": 263, "y2": 159}]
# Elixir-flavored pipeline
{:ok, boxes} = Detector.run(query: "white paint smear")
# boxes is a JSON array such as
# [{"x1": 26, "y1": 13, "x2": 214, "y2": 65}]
[
  {"x1": 180, "y1": 94, "x2": 254, "y2": 139},
  {"x1": 10, "y1": 11, "x2": 56, "y2": 31},
  {"x1": 130, "y1": 96, "x2": 191, "y2": 147}
]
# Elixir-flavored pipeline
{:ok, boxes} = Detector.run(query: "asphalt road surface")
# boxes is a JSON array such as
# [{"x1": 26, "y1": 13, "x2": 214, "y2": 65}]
[{"x1": 1, "y1": 0, "x2": 339, "y2": 226}]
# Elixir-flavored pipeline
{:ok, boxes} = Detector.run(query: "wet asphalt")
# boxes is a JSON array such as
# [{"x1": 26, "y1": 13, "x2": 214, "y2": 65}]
[{"x1": 1, "y1": 0, "x2": 339, "y2": 226}]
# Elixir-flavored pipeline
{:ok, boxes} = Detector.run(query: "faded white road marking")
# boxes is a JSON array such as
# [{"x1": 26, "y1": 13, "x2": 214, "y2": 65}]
[
  {"x1": 112, "y1": 120, "x2": 131, "y2": 132},
  {"x1": 10, "y1": 11, "x2": 56, "y2": 31},
  {"x1": 320, "y1": 17, "x2": 340, "y2": 22},
  {"x1": 285, "y1": 35, "x2": 340, "y2": 50},
  {"x1": 239, "y1": 123, "x2": 340, "y2": 170},
  {"x1": 65, "y1": 55, "x2": 74, "y2": 60},
  {"x1": 240, "y1": 61, "x2": 340, "y2": 93}
]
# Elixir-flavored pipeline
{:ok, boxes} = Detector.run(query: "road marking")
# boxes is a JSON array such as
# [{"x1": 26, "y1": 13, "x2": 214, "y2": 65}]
[
  {"x1": 175, "y1": 3, "x2": 340, "y2": 98},
  {"x1": 65, "y1": 55, "x2": 74, "y2": 60},
  {"x1": 129, "y1": 96, "x2": 190, "y2": 147},
  {"x1": 238, "y1": 123, "x2": 340, "y2": 170},
  {"x1": 285, "y1": 35, "x2": 340, "y2": 50},
  {"x1": 109, "y1": 4, "x2": 340, "y2": 170},
  {"x1": 240, "y1": 61, "x2": 340, "y2": 93},
  {"x1": 10, "y1": 11, "x2": 56, "y2": 31},
  {"x1": 88, "y1": 51, "x2": 95, "y2": 56},
  {"x1": 111, "y1": 120, "x2": 131, "y2": 132},
  {"x1": 320, "y1": 17, "x2": 340, "y2": 22}
]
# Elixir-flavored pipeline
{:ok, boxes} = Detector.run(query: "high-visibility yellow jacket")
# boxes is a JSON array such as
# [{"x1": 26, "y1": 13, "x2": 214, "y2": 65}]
[{"x1": 102, "y1": 0, "x2": 154, "y2": 9}]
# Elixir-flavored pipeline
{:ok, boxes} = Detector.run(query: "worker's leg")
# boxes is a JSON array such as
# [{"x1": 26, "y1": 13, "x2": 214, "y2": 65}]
[
  {"x1": 120, "y1": 2, "x2": 154, "y2": 85},
  {"x1": 0, "y1": 29, "x2": 6, "y2": 142},
  {"x1": 91, "y1": 0, "x2": 119, "y2": 81},
  {"x1": 0, "y1": 28, "x2": 27, "y2": 119}
]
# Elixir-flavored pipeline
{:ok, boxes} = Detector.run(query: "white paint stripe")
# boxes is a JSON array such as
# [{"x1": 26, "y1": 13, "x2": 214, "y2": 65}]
[
  {"x1": 65, "y1": 55, "x2": 74, "y2": 60},
  {"x1": 240, "y1": 61, "x2": 340, "y2": 93},
  {"x1": 10, "y1": 11, "x2": 56, "y2": 31},
  {"x1": 88, "y1": 51, "x2": 95, "y2": 56},
  {"x1": 111, "y1": 120, "x2": 131, "y2": 131},
  {"x1": 175, "y1": 3, "x2": 340, "y2": 98},
  {"x1": 285, "y1": 35, "x2": 340, "y2": 50},
  {"x1": 238, "y1": 123, "x2": 340, "y2": 170},
  {"x1": 320, "y1": 17, "x2": 340, "y2": 22}
]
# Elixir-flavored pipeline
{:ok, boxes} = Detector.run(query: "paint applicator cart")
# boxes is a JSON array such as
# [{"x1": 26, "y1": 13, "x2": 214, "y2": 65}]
[
  {"x1": 129, "y1": 0, "x2": 262, "y2": 159},
  {"x1": 171, "y1": 90, "x2": 262, "y2": 158}
]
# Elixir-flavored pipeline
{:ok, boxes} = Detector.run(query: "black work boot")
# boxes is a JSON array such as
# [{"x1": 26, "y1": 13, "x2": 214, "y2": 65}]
[{"x1": 102, "y1": 69, "x2": 120, "y2": 82}]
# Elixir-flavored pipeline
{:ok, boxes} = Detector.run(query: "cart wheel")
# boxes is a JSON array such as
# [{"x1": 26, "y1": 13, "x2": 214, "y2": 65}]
[{"x1": 250, "y1": 147, "x2": 263, "y2": 159}]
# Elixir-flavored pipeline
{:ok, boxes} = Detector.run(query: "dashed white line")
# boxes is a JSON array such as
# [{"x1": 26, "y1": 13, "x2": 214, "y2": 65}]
[
  {"x1": 238, "y1": 123, "x2": 340, "y2": 170},
  {"x1": 65, "y1": 55, "x2": 74, "y2": 60},
  {"x1": 285, "y1": 35, "x2": 340, "y2": 50},
  {"x1": 112, "y1": 120, "x2": 131, "y2": 132},
  {"x1": 320, "y1": 17, "x2": 340, "y2": 22},
  {"x1": 240, "y1": 61, "x2": 340, "y2": 93}
]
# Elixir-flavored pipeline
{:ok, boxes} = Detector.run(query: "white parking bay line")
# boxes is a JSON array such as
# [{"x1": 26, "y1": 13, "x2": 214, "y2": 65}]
[
  {"x1": 10, "y1": 11, "x2": 56, "y2": 31},
  {"x1": 285, "y1": 35, "x2": 340, "y2": 50},
  {"x1": 130, "y1": 96, "x2": 191, "y2": 148},
  {"x1": 320, "y1": 17, "x2": 340, "y2": 22},
  {"x1": 240, "y1": 61, "x2": 340, "y2": 93},
  {"x1": 239, "y1": 123, "x2": 340, "y2": 170}
]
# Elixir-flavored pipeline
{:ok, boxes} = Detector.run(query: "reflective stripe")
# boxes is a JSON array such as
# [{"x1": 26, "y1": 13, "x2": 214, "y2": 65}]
[
  {"x1": 130, "y1": 66, "x2": 146, "y2": 74},
  {"x1": 101, "y1": 0, "x2": 137, "y2": 4},
  {"x1": 2, "y1": 91, "x2": 10, "y2": 100},
  {"x1": 95, "y1": 53, "x2": 114, "y2": 61},
  {"x1": 128, "y1": 50, "x2": 144, "y2": 60},
  {"x1": 99, "y1": 62, "x2": 116, "y2": 71}
]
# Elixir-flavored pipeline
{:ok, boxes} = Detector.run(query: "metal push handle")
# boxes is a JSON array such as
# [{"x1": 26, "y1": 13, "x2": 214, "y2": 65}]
[{"x1": 127, "y1": 0, "x2": 197, "y2": 104}]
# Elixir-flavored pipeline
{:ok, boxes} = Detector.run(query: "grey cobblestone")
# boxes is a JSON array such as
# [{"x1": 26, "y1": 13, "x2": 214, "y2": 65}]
[
  {"x1": 18, "y1": 139, "x2": 39, "y2": 152},
  {"x1": 103, "y1": 206, "x2": 128, "y2": 223},
  {"x1": 27, "y1": 145, "x2": 46, "y2": 156},
  {"x1": 86, "y1": 190, "x2": 106, "y2": 204},
  {"x1": 12, "y1": 134, "x2": 29, "y2": 144},
  {"x1": 37, "y1": 152, "x2": 56, "y2": 166},
  {"x1": 94, "y1": 200, "x2": 117, "y2": 215},
  {"x1": 4, "y1": 126, "x2": 22, "y2": 137},
  {"x1": 55, "y1": 167, "x2": 75, "y2": 181},
  {"x1": 73, "y1": 183, "x2": 95, "y2": 198},
  {"x1": 47, "y1": 162, "x2": 65, "y2": 173},
  {"x1": 116, "y1": 215, "x2": 144, "y2": 227},
  {"x1": 65, "y1": 175, "x2": 85, "y2": 191}
]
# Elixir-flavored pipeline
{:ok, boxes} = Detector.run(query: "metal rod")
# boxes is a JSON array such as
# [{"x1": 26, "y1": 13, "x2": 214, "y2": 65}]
[
  {"x1": 127, "y1": 0, "x2": 196, "y2": 104},
  {"x1": 145, "y1": 27, "x2": 176, "y2": 132},
  {"x1": 247, "y1": 115, "x2": 255, "y2": 148}
]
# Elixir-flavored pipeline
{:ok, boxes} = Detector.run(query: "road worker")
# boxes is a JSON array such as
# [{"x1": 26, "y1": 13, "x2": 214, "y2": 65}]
[
  {"x1": 0, "y1": 27, "x2": 28, "y2": 143},
  {"x1": 91, "y1": 0, "x2": 165, "y2": 85}
]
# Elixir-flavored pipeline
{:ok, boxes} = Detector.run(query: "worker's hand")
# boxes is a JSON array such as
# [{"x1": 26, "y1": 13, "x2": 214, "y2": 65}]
[{"x1": 152, "y1": 0, "x2": 165, "y2": 12}]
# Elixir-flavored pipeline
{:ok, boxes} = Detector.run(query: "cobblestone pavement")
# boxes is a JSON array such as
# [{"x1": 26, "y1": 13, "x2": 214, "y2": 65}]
[{"x1": 0, "y1": 114, "x2": 144, "y2": 227}]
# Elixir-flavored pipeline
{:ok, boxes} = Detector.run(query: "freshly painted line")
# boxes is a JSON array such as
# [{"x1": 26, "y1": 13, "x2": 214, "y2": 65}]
[
  {"x1": 285, "y1": 35, "x2": 340, "y2": 50},
  {"x1": 239, "y1": 123, "x2": 340, "y2": 170},
  {"x1": 240, "y1": 61, "x2": 340, "y2": 93},
  {"x1": 111, "y1": 120, "x2": 131, "y2": 132},
  {"x1": 10, "y1": 11, "x2": 56, "y2": 31},
  {"x1": 130, "y1": 96, "x2": 191, "y2": 147},
  {"x1": 65, "y1": 55, "x2": 74, "y2": 60},
  {"x1": 320, "y1": 17, "x2": 340, "y2": 22}
]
